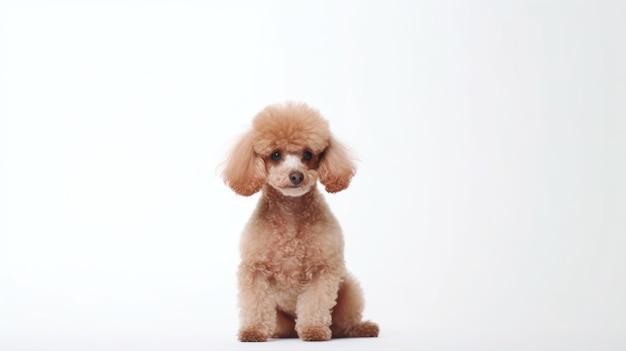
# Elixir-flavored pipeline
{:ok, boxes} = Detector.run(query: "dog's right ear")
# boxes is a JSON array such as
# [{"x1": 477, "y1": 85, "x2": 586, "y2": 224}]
[{"x1": 221, "y1": 131, "x2": 266, "y2": 196}]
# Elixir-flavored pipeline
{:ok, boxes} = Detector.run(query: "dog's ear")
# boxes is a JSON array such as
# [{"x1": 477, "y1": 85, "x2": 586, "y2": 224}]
[
  {"x1": 222, "y1": 131, "x2": 266, "y2": 196},
  {"x1": 318, "y1": 136, "x2": 356, "y2": 193}
]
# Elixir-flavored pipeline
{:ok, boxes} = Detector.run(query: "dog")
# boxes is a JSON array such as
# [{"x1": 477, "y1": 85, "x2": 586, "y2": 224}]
[{"x1": 222, "y1": 102, "x2": 379, "y2": 342}]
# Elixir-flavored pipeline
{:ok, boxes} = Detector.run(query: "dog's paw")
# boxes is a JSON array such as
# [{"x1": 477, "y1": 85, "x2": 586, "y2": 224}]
[
  {"x1": 298, "y1": 325, "x2": 332, "y2": 341},
  {"x1": 348, "y1": 321, "x2": 379, "y2": 338},
  {"x1": 238, "y1": 327, "x2": 268, "y2": 342}
]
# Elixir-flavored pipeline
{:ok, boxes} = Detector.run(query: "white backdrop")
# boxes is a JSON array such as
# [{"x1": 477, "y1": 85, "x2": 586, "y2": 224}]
[{"x1": 1, "y1": 1, "x2": 625, "y2": 350}]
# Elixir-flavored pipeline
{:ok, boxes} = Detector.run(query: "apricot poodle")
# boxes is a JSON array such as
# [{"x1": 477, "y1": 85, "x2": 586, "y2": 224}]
[{"x1": 222, "y1": 102, "x2": 379, "y2": 342}]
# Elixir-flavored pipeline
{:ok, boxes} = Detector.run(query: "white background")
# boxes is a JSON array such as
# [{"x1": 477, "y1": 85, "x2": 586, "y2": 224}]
[{"x1": 1, "y1": 1, "x2": 625, "y2": 350}]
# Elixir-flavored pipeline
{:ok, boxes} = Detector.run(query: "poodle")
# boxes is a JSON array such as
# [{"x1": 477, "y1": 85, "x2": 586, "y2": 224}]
[{"x1": 222, "y1": 102, "x2": 379, "y2": 342}]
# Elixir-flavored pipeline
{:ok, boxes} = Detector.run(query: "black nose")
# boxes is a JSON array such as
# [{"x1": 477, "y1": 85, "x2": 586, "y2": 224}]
[{"x1": 289, "y1": 171, "x2": 304, "y2": 185}]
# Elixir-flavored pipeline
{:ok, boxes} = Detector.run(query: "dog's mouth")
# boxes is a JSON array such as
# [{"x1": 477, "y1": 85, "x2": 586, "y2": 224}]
[{"x1": 276, "y1": 184, "x2": 311, "y2": 197}]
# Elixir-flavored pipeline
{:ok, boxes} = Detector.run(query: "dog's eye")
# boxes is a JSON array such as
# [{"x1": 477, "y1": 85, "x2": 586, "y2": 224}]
[
  {"x1": 303, "y1": 151, "x2": 312, "y2": 161},
  {"x1": 270, "y1": 151, "x2": 281, "y2": 161}
]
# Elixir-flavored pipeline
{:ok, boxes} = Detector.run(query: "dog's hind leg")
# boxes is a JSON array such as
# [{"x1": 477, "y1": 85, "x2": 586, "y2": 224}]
[{"x1": 330, "y1": 274, "x2": 379, "y2": 338}]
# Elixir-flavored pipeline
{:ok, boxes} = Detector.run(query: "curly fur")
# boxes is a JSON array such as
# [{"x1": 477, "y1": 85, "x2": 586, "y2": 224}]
[{"x1": 222, "y1": 102, "x2": 379, "y2": 342}]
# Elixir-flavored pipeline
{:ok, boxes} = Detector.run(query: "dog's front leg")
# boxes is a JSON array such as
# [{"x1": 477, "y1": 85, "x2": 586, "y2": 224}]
[
  {"x1": 238, "y1": 263, "x2": 276, "y2": 342},
  {"x1": 295, "y1": 270, "x2": 341, "y2": 341}
]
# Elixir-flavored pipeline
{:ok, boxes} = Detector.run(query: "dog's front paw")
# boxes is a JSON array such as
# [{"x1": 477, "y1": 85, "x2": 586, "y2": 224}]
[
  {"x1": 239, "y1": 327, "x2": 268, "y2": 342},
  {"x1": 298, "y1": 325, "x2": 331, "y2": 341}
]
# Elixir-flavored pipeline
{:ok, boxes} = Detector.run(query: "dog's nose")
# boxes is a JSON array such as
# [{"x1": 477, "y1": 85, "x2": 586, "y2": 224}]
[{"x1": 289, "y1": 171, "x2": 304, "y2": 185}]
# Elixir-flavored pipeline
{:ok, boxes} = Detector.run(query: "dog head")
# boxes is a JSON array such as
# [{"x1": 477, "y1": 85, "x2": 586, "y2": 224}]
[{"x1": 222, "y1": 102, "x2": 356, "y2": 197}]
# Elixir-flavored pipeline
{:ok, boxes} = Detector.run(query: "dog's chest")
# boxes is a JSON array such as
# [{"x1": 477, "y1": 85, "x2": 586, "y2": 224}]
[
  {"x1": 261, "y1": 224, "x2": 314, "y2": 281},
  {"x1": 267, "y1": 235, "x2": 306, "y2": 275}
]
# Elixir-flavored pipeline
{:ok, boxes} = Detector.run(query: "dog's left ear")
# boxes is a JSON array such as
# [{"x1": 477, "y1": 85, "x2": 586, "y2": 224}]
[{"x1": 318, "y1": 136, "x2": 356, "y2": 193}]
